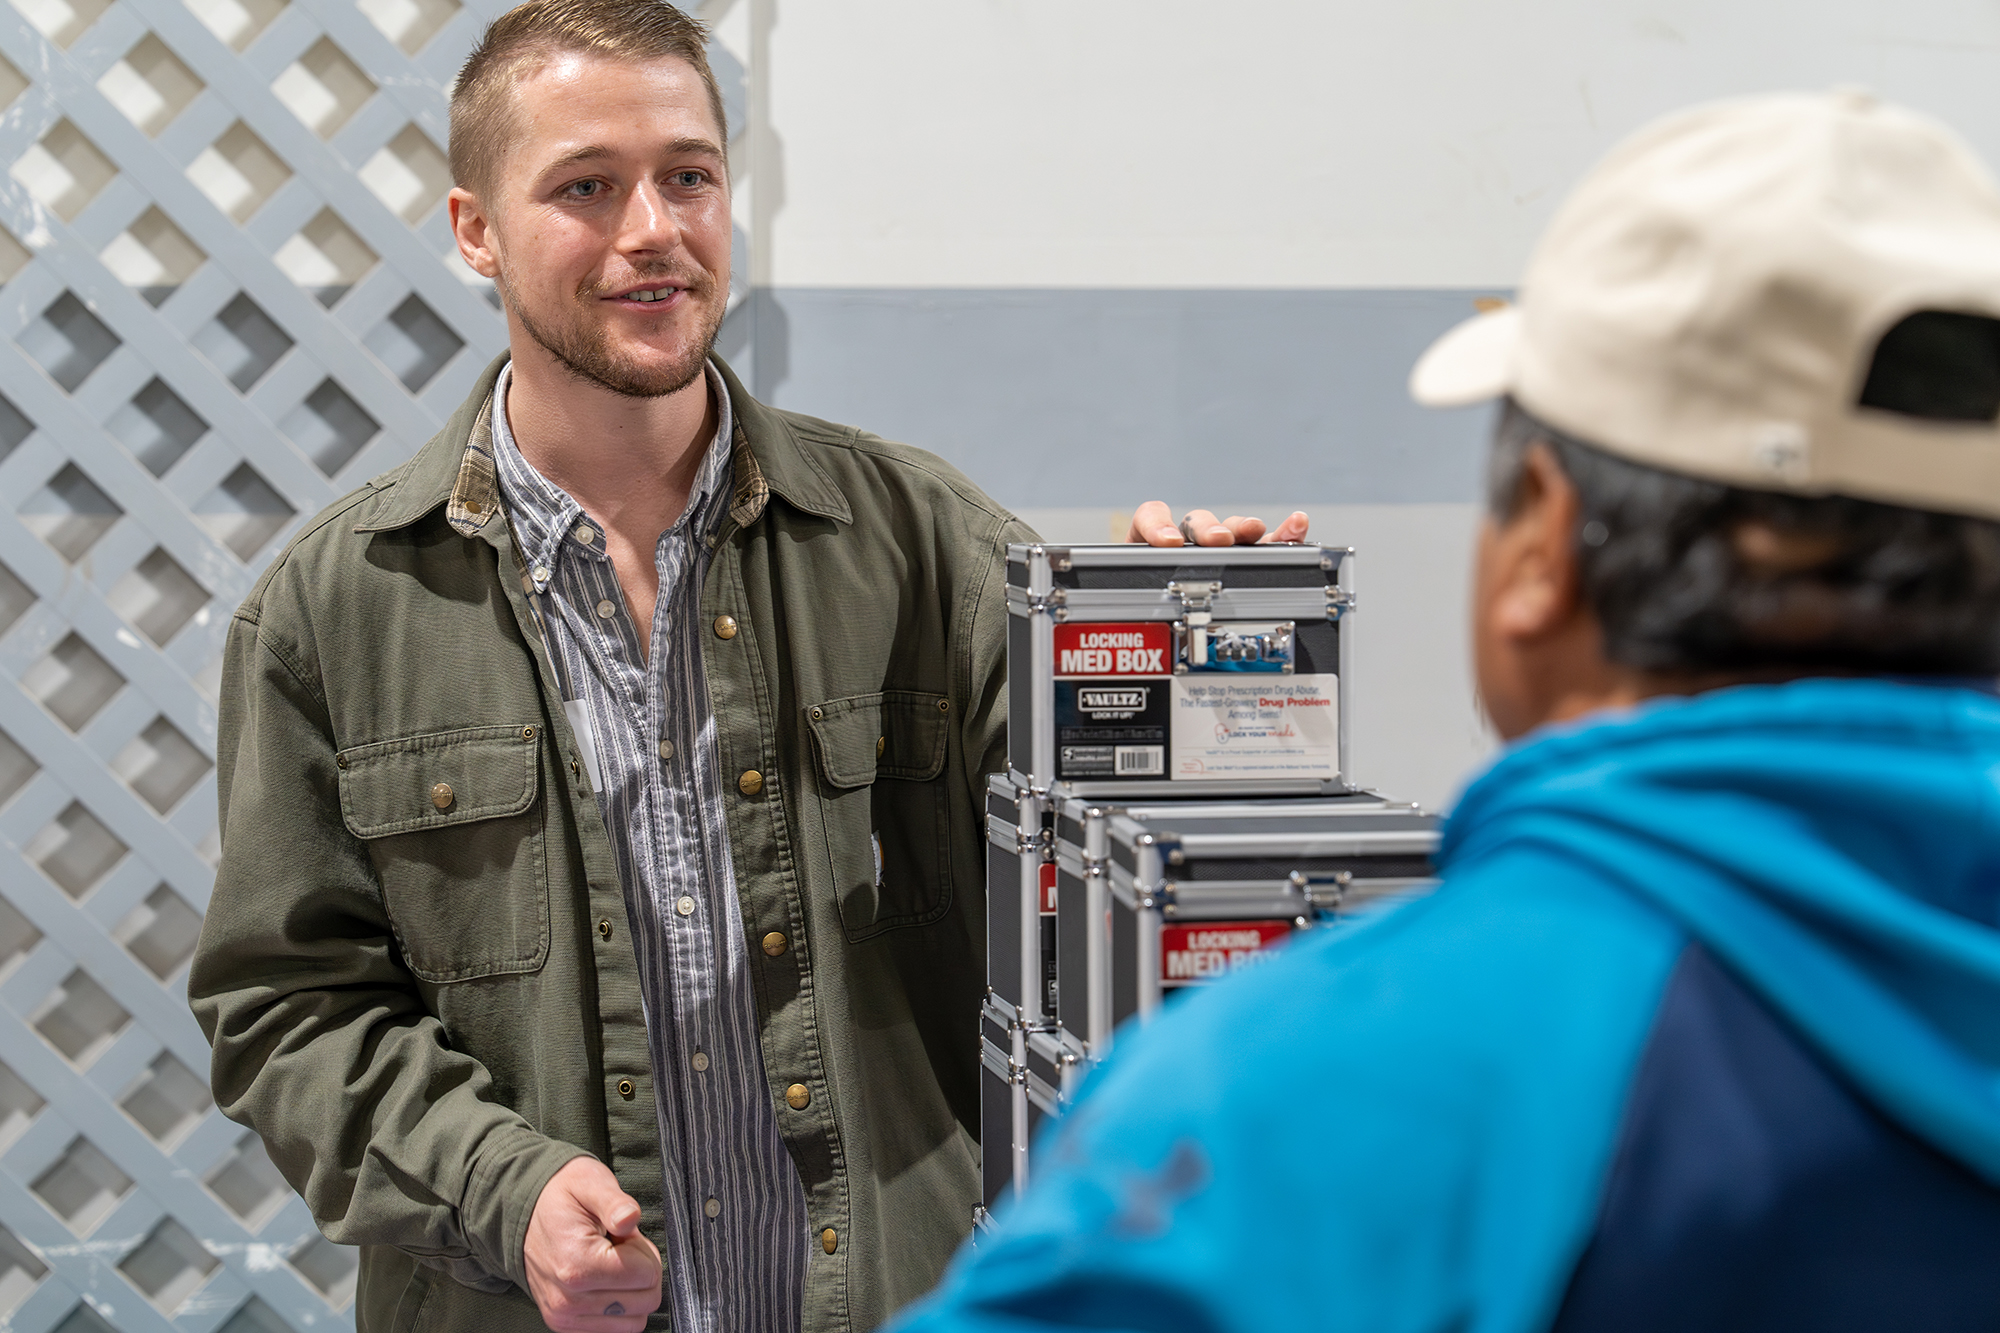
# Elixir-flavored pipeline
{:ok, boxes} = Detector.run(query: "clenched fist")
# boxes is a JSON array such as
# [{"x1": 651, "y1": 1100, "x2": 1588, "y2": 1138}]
[{"x1": 525, "y1": 1157, "x2": 663, "y2": 1333}]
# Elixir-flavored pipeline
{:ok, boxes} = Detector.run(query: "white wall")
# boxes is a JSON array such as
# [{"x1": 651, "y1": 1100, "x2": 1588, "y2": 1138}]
[{"x1": 757, "y1": 0, "x2": 2000, "y2": 288}]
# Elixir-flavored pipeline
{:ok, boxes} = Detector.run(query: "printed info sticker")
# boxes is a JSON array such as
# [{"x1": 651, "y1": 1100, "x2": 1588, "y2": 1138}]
[{"x1": 1169, "y1": 675, "x2": 1339, "y2": 781}]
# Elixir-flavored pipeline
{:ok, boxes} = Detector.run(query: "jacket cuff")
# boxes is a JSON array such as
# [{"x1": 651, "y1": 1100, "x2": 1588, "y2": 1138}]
[{"x1": 464, "y1": 1126, "x2": 594, "y2": 1291}]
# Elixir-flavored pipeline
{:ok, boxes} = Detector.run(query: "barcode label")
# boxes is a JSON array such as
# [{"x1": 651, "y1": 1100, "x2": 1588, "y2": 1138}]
[{"x1": 1113, "y1": 745, "x2": 1165, "y2": 776}]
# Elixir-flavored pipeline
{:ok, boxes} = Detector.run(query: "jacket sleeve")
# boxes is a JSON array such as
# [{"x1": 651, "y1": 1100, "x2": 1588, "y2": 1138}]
[{"x1": 188, "y1": 602, "x2": 587, "y2": 1294}]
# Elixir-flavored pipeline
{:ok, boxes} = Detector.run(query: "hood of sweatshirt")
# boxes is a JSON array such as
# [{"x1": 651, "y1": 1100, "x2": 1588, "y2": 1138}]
[{"x1": 1441, "y1": 676, "x2": 2000, "y2": 1184}]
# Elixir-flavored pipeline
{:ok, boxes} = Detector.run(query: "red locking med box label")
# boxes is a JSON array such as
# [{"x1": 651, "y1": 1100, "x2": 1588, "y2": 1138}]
[
  {"x1": 1054, "y1": 623, "x2": 1173, "y2": 779},
  {"x1": 1160, "y1": 920, "x2": 1293, "y2": 986}
]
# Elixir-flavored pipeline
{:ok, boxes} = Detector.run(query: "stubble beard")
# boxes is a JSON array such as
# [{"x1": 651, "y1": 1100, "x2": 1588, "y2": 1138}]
[{"x1": 504, "y1": 262, "x2": 725, "y2": 399}]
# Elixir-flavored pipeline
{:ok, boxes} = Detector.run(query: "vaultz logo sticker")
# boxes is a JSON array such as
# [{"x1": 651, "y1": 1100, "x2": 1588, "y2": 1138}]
[{"x1": 1053, "y1": 623, "x2": 1171, "y2": 677}]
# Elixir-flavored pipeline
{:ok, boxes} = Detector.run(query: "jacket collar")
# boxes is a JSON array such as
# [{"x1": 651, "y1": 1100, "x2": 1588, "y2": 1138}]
[{"x1": 353, "y1": 349, "x2": 852, "y2": 536}]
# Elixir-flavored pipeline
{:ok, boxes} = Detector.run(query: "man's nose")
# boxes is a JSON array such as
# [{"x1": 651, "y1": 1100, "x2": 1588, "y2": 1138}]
[{"x1": 617, "y1": 179, "x2": 678, "y2": 254}]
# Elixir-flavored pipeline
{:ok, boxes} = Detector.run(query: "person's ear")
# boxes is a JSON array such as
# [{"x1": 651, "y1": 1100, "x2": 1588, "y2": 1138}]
[
  {"x1": 1486, "y1": 443, "x2": 1585, "y2": 643},
  {"x1": 449, "y1": 187, "x2": 502, "y2": 281}
]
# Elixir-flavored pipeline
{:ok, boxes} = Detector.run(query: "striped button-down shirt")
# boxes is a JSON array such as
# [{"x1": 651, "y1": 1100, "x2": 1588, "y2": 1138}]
[{"x1": 489, "y1": 361, "x2": 809, "y2": 1332}]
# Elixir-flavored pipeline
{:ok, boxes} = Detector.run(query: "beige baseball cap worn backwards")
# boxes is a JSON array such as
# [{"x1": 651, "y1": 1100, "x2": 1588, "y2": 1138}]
[{"x1": 1410, "y1": 90, "x2": 2000, "y2": 521}]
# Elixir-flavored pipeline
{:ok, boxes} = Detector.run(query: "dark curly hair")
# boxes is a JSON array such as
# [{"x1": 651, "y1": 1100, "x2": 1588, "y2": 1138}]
[{"x1": 1488, "y1": 399, "x2": 2000, "y2": 675}]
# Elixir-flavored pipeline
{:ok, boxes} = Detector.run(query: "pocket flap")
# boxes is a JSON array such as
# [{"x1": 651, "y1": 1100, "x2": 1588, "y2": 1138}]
[
  {"x1": 807, "y1": 691, "x2": 949, "y2": 789},
  {"x1": 339, "y1": 724, "x2": 542, "y2": 839}
]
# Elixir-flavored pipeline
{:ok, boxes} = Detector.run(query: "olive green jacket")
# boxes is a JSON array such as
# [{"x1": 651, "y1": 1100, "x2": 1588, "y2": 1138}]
[{"x1": 189, "y1": 354, "x2": 1032, "y2": 1333}]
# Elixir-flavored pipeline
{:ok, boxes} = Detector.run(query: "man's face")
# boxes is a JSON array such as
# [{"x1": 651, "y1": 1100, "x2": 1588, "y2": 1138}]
[{"x1": 454, "y1": 52, "x2": 730, "y2": 398}]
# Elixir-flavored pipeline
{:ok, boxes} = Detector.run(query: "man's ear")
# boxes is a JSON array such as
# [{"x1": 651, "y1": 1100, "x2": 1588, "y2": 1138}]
[
  {"x1": 1486, "y1": 442, "x2": 1585, "y2": 643},
  {"x1": 449, "y1": 187, "x2": 501, "y2": 281}
]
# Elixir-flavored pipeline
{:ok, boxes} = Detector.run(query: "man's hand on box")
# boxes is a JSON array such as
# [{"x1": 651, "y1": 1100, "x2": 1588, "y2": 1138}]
[
  {"x1": 1128, "y1": 501, "x2": 1311, "y2": 547},
  {"x1": 525, "y1": 1158, "x2": 663, "y2": 1333}
]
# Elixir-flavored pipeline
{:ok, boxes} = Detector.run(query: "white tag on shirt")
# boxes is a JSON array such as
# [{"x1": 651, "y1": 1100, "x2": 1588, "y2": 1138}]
[{"x1": 565, "y1": 698, "x2": 605, "y2": 793}]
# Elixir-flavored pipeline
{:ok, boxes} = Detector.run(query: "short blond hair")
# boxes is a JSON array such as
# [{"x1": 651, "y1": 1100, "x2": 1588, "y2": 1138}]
[{"x1": 449, "y1": 0, "x2": 725, "y2": 200}]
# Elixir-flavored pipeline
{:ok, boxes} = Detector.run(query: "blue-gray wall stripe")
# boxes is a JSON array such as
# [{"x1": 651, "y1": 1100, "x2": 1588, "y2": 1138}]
[{"x1": 717, "y1": 288, "x2": 1504, "y2": 508}]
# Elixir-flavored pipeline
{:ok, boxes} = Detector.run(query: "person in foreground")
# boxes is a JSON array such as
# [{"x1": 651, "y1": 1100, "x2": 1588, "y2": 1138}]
[
  {"x1": 185, "y1": 4, "x2": 1299, "y2": 1333},
  {"x1": 891, "y1": 90, "x2": 2000, "y2": 1332}
]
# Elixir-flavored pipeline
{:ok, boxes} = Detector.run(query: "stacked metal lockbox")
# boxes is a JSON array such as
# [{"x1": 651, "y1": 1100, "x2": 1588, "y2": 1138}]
[{"x1": 980, "y1": 543, "x2": 1442, "y2": 1219}]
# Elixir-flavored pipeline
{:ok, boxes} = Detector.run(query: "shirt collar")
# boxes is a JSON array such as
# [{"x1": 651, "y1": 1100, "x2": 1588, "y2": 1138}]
[{"x1": 485, "y1": 360, "x2": 736, "y2": 591}]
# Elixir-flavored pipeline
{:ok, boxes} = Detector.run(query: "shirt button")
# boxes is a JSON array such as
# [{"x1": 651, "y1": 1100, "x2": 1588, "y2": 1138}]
[
  {"x1": 761, "y1": 931, "x2": 789, "y2": 957},
  {"x1": 596, "y1": 599, "x2": 618, "y2": 619},
  {"x1": 430, "y1": 782, "x2": 453, "y2": 810},
  {"x1": 530, "y1": 565, "x2": 550, "y2": 584},
  {"x1": 676, "y1": 895, "x2": 696, "y2": 916},
  {"x1": 692, "y1": 1051, "x2": 709, "y2": 1072},
  {"x1": 785, "y1": 1083, "x2": 811, "y2": 1110},
  {"x1": 658, "y1": 739, "x2": 675, "y2": 761},
  {"x1": 821, "y1": 1228, "x2": 838, "y2": 1254},
  {"x1": 704, "y1": 1198, "x2": 721, "y2": 1219},
  {"x1": 738, "y1": 769, "x2": 764, "y2": 797},
  {"x1": 713, "y1": 614, "x2": 738, "y2": 640},
  {"x1": 576, "y1": 526, "x2": 597, "y2": 545}
]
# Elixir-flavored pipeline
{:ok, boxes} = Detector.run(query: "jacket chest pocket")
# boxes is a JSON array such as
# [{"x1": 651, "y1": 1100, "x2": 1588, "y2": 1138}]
[
  {"x1": 338, "y1": 724, "x2": 550, "y2": 983},
  {"x1": 806, "y1": 691, "x2": 953, "y2": 941}
]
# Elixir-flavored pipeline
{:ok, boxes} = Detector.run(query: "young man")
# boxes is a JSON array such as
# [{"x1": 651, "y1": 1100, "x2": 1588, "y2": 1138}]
[
  {"x1": 891, "y1": 91, "x2": 2000, "y2": 1332},
  {"x1": 186, "y1": 4, "x2": 1302, "y2": 1333}
]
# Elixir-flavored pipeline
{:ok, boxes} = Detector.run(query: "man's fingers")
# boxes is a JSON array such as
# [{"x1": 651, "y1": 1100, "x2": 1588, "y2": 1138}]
[
  {"x1": 569, "y1": 1166, "x2": 643, "y2": 1238},
  {"x1": 1264, "y1": 510, "x2": 1312, "y2": 543},
  {"x1": 1221, "y1": 515, "x2": 1268, "y2": 544},
  {"x1": 1127, "y1": 500, "x2": 1182, "y2": 546},
  {"x1": 1182, "y1": 510, "x2": 1234, "y2": 546}
]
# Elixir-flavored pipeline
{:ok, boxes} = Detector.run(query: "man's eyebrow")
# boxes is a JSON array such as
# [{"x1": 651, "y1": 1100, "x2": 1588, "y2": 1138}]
[{"x1": 536, "y1": 138, "x2": 726, "y2": 177}]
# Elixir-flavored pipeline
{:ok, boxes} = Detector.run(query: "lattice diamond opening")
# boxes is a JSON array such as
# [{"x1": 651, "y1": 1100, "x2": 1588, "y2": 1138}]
[
  {"x1": 367, "y1": 293, "x2": 461, "y2": 391},
  {"x1": 197, "y1": 461, "x2": 294, "y2": 558},
  {"x1": 101, "y1": 206, "x2": 205, "y2": 306},
  {"x1": 0, "y1": 392, "x2": 30, "y2": 462},
  {"x1": 19, "y1": 292, "x2": 120, "y2": 392},
  {"x1": 276, "y1": 209, "x2": 376, "y2": 307},
  {"x1": 197, "y1": 292, "x2": 294, "y2": 390},
  {"x1": 52, "y1": 1303, "x2": 115, "y2": 1333},
  {"x1": 11, "y1": 119, "x2": 115, "y2": 220},
  {"x1": 274, "y1": 37, "x2": 375, "y2": 138},
  {"x1": 120, "y1": 1215, "x2": 220, "y2": 1311},
  {"x1": 0, "y1": 729, "x2": 35, "y2": 806},
  {"x1": 0, "y1": 902, "x2": 40, "y2": 978},
  {"x1": 107, "y1": 547, "x2": 209, "y2": 646},
  {"x1": 108, "y1": 376, "x2": 207, "y2": 475},
  {"x1": 111, "y1": 716, "x2": 211, "y2": 813},
  {"x1": 30, "y1": 969, "x2": 130, "y2": 1065},
  {"x1": 21, "y1": 633, "x2": 125, "y2": 730},
  {"x1": 360, "y1": 123, "x2": 449, "y2": 223},
  {"x1": 282, "y1": 377, "x2": 379, "y2": 474},
  {"x1": 27, "y1": 801, "x2": 127, "y2": 897},
  {"x1": 359, "y1": 0, "x2": 459, "y2": 54},
  {"x1": 186, "y1": 0, "x2": 286, "y2": 50},
  {"x1": 120, "y1": 1051, "x2": 213, "y2": 1146},
  {"x1": 32, "y1": 1137, "x2": 130, "y2": 1232},
  {"x1": 112, "y1": 884, "x2": 203, "y2": 980},
  {"x1": 291, "y1": 1234, "x2": 358, "y2": 1308},
  {"x1": 189, "y1": 122, "x2": 290, "y2": 223},
  {"x1": 9, "y1": 0, "x2": 109, "y2": 49},
  {"x1": 20, "y1": 461, "x2": 121, "y2": 562},
  {"x1": 0, "y1": 1223, "x2": 46, "y2": 1316},
  {"x1": 0, "y1": 53, "x2": 24, "y2": 109},
  {"x1": 205, "y1": 1131, "x2": 288, "y2": 1229},
  {"x1": 0, "y1": 564, "x2": 29, "y2": 639},
  {"x1": 0, "y1": 226, "x2": 27, "y2": 285},
  {"x1": 99, "y1": 33, "x2": 204, "y2": 137},
  {"x1": 221, "y1": 1295, "x2": 294, "y2": 1333},
  {"x1": 0, "y1": 1062, "x2": 46, "y2": 1153}
]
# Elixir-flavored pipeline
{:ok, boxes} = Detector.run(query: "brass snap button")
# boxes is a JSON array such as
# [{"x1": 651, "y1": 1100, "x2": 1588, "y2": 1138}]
[
  {"x1": 785, "y1": 1083, "x2": 810, "y2": 1110},
  {"x1": 738, "y1": 769, "x2": 764, "y2": 797},
  {"x1": 430, "y1": 782, "x2": 453, "y2": 810},
  {"x1": 617, "y1": 1079, "x2": 635, "y2": 1099},
  {"x1": 521, "y1": 726, "x2": 535, "y2": 741},
  {"x1": 598, "y1": 918, "x2": 613, "y2": 941},
  {"x1": 335, "y1": 754, "x2": 347, "y2": 769},
  {"x1": 761, "y1": 931, "x2": 789, "y2": 957},
  {"x1": 938, "y1": 698, "x2": 950, "y2": 713},
  {"x1": 820, "y1": 1228, "x2": 837, "y2": 1254},
  {"x1": 875, "y1": 735, "x2": 885, "y2": 758},
  {"x1": 809, "y1": 706, "x2": 823, "y2": 721},
  {"x1": 713, "y1": 614, "x2": 738, "y2": 640}
]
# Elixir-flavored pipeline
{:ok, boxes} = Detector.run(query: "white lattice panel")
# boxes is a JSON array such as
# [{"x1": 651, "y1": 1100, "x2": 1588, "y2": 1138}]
[{"x1": 0, "y1": 0, "x2": 575, "y2": 1328}]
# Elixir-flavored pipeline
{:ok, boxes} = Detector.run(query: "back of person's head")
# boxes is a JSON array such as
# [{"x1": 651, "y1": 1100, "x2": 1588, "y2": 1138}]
[
  {"x1": 449, "y1": 0, "x2": 722, "y2": 200},
  {"x1": 1413, "y1": 92, "x2": 2000, "y2": 676}
]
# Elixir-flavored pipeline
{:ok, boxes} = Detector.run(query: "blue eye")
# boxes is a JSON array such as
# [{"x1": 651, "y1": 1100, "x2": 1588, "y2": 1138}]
[{"x1": 567, "y1": 180, "x2": 602, "y2": 198}]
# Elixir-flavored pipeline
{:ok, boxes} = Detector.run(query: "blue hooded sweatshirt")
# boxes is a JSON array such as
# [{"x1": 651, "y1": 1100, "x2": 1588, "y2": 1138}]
[{"x1": 893, "y1": 678, "x2": 2000, "y2": 1333}]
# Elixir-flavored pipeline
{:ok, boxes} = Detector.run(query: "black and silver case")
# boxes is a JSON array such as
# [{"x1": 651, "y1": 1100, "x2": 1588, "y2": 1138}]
[
  {"x1": 1053, "y1": 796, "x2": 1442, "y2": 1055},
  {"x1": 1005, "y1": 543, "x2": 1356, "y2": 798}
]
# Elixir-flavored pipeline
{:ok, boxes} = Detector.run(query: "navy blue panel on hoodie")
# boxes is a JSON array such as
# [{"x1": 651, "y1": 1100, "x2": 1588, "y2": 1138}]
[{"x1": 1553, "y1": 943, "x2": 2000, "y2": 1332}]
